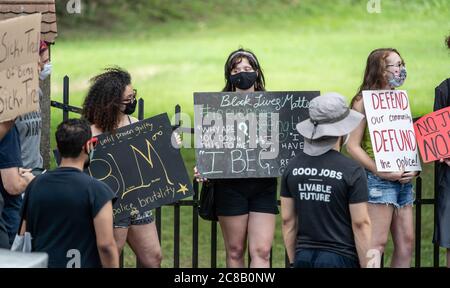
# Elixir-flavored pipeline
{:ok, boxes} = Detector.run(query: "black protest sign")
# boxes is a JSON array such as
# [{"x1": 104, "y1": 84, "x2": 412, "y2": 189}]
[
  {"x1": 88, "y1": 113, "x2": 193, "y2": 222},
  {"x1": 194, "y1": 91, "x2": 319, "y2": 178}
]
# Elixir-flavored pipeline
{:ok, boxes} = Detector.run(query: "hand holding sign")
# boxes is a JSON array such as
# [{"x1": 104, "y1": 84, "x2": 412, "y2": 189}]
[
  {"x1": 399, "y1": 171, "x2": 419, "y2": 184},
  {"x1": 439, "y1": 158, "x2": 450, "y2": 166},
  {"x1": 376, "y1": 170, "x2": 404, "y2": 182}
]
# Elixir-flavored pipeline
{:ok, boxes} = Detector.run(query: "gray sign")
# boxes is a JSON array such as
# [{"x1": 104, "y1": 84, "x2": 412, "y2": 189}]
[{"x1": 194, "y1": 91, "x2": 319, "y2": 178}]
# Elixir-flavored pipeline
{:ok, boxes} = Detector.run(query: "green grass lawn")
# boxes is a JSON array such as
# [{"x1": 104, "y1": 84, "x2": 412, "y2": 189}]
[{"x1": 49, "y1": 0, "x2": 450, "y2": 267}]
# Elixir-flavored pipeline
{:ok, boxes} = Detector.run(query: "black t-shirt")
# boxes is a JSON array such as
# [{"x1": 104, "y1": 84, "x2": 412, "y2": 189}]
[
  {"x1": 0, "y1": 193, "x2": 7, "y2": 249},
  {"x1": 24, "y1": 167, "x2": 115, "y2": 268},
  {"x1": 281, "y1": 150, "x2": 368, "y2": 261},
  {"x1": 0, "y1": 126, "x2": 22, "y2": 248}
]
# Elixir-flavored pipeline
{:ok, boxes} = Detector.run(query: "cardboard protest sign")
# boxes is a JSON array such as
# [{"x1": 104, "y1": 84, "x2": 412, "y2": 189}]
[
  {"x1": 194, "y1": 91, "x2": 319, "y2": 178},
  {"x1": 414, "y1": 106, "x2": 450, "y2": 163},
  {"x1": 87, "y1": 113, "x2": 193, "y2": 222},
  {"x1": 363, "y1": 90, "x2": 421, "y2": 172},
  {"x1": 0, "y1": 14, "x2": 41, "y2": 122}
]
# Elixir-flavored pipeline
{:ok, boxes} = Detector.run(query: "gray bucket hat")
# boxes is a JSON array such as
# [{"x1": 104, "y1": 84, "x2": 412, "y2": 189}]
[{"x1": 296, "y1": 92, "x2": 364, "y2": 156}]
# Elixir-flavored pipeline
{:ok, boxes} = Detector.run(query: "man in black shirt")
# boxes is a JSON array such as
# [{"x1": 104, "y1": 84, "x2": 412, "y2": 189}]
[
  {"x1": 281, "y1": 92, "x2": 372, "y2": 268},
  {"x1": 20, "y1": 119, "x2": 119, "y2": 268}
]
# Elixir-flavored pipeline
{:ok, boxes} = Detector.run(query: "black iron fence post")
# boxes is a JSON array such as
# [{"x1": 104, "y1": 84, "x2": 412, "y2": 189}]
[
  {"x1": 192, "y1": 180, "x2": 199, "y2": 268},
  {"x1": 62, "y1": 76, "x2": 69, "y2": 121},
  {"x1": 415, "y1": 176, "x2": 422, "y2": 267},
  {"x1": 138, "y1": 98, "x2": 144, "y2": 121},
  {"x1": 434, "y1": 163, "x2": 441, "y2": 267},
  {"x1": 211, "y1": 221, "x2": 217, "y2": 268},
  {"x1": 133, "y1": 99, "x2": 145, "y2": 268}
]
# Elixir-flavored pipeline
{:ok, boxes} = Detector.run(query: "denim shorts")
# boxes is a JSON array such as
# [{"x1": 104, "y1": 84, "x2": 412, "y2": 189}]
[
  {"x1": 366, "y1": 171, "x2": 414, "y2": 208},
  {"x1": 114, "y1": 210, "x2": 154, "y2": 228}
]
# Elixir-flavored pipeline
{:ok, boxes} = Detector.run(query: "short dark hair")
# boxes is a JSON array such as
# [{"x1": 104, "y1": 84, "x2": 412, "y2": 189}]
[{"x1": 56, "y1": 119, "x2": 92, "y2": 158}]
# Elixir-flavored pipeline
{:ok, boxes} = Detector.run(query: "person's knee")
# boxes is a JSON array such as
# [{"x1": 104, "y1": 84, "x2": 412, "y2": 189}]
[
  {"x1": 114, "y1": 233, "x2": 128, "y2": 253},
  {"x1": 372, "y1": 237, "x2": 389, "y2": 254},
  {"x1": 396, "y1": 232, "x2": 414, "y2": 255},
  {"x1": 250, "y1": 245, "x2": 271, "y2": 261},
  {"x1": 139, "y1": 247, "x2": 162, "y2": 268},
  {"x1": 149, "y1": 249, "x2": 163, "y2": 267},
  {"x1": 227, "y1": 244, "x2": 245, "y2": 261},
  {"x1": 404, "y1": 232, "x2": 414, "y2": 248}
]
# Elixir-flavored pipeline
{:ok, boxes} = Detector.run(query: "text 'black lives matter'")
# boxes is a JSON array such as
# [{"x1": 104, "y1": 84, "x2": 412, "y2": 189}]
[{"x1": 194, "y1": 91, "x2": 319, "y2": 178}]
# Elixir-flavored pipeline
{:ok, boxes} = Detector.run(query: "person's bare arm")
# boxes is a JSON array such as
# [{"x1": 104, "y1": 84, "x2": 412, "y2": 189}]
[
  {"x1": 346, "y1": 98, "x2": 403, "y2": 181},
  {"x1": 0, "y1": 168, "x2": 34, "y2": 195},
  {"x1": 349, "y1": 202, "x2": 372, "y2": 268},
  {"x1": 0, "y1": 120, "x2": 15, "y2": 141},
  {"x1": 93, "y1": 201, "x2": 119, "y2": 268},
  {"x1": 19, "y1": 219, "x2": 26, "y2": 235},
  {"x1": 90, "y1": 124, "x2": 103, "y2": 137},
  {"x1": 281, "y1": 196, "x2": 297, "y2": 264}
]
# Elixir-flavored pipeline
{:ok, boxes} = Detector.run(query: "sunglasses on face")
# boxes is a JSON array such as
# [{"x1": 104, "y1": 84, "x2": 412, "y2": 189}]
[
  {"x1": 386, "y1": 62, "x2": 405, "y2": 69},
  {"x1": 123, "y1": 89, "x2": 137, "y2": 103}
]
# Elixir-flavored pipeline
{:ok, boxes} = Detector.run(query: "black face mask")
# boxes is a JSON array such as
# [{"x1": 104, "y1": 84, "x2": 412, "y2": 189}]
[
  {"x1": 230, "y1": 71, "x2": 257, "y2": 90},
  {"x1": 123, "y1": 100, "x2": 137, "y2": 115}
]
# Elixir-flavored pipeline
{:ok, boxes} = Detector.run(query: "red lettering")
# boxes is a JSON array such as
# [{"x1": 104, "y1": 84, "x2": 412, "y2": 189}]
[{"x1": 370, "y1": 91, "x2": 409, "y2": 111}]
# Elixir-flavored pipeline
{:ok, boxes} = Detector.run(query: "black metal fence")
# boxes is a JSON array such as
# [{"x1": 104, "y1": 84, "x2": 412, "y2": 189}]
[{"x1": 50, "y1": 75, "x2": 442, "y2": 268}]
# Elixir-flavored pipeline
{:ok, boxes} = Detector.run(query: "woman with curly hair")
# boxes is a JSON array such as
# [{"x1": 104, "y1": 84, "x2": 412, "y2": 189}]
[{"x1": 82, "y1": 67, "x2": 162, "y2": 267}]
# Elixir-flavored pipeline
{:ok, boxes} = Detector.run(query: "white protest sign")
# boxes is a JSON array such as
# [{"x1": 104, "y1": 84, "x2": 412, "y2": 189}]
[
  {"x1": 0, "y1": 14, "x2": 41, "y2": 122},
  {"x1": 363, "y1": 90, "x2": 421, "y2": 172}
]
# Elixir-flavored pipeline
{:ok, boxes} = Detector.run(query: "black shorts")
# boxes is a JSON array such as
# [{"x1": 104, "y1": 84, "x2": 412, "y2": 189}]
[
  {"x1": 114, "y1": 210, "x2": 154, "y2": 228},
  {"x1": 214, "y1": 178, "x2": 278, "y2": 216},
  {"x1": 434, "y1": 164, "x2": 450, "y2": 248}
]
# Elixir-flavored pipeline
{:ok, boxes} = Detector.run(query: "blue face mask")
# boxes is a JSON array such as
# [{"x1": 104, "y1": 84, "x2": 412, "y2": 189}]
[
  {"x1": 40, "y1": 63, "x2": 52, "y2": 80},
  {"x1": 387, "y1": 66, "x2": 407, "y2": 88}
]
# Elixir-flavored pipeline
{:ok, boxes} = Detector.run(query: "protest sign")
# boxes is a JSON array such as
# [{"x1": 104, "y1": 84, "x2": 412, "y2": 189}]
[
  {"x1": 0, "y1": 14, "x2": 41, "y2": 122},
  {"x1": 88, "y1": 113, "x2": 193, "y2": 221},
  {"x1": 194, "y1": 91, "x2": 319, "y2": 178},
  {"x1": 414, "y1": 106, "x2": 450, "y2": 163},
  {"x1": 363, "y1": 90, "x2": 421, "y2": 172}
]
